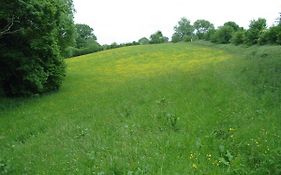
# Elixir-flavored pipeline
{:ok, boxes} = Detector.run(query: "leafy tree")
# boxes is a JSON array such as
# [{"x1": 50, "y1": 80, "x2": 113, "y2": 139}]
[
  {"x1": 205, "y1": 29, "x2": 216, "y2": 41},
  {"x1": 231, "y1": 30, "x2": 246, "y2": 45},
  {"x1": 245, "y1": 18, "x2": 267, "y2": 45},
  {"x1": 57, "y1": 0, "x2": 76, "y2": 57},
  {"x1": 259, "y1": 25, "x2": 281, "y2": 45},
  {"x1": 211, "y1": 21, "x2": 241, "y2": 44},
  {"x1": 0, "y1": 0, "x2": 75, "y2": 96},
  {"x1": 171, "y1": 33, "x2": 181, "y2": 43},
  {"x1": 193, "y1": 19, "x2": 214, "y2": 39},
  {"x1": 172, "y1": 17, "x2": 194, "y2": 42},
  {"x1": 150, "y1": 31, "x2": 166, "y2": 44},
  {"x1": 211, "y1": 26, "x2": 234, "y2": 44},
  {"x1": 223, "y1": 21, "x2": 240, "y2": 32},
  {"x1": 75, "y1": 24, "x2": 97, "y2": 48},
  {"x1": 163, "y1": 36, "x2": 169, "y2": 42},
  {"x1": 138, "y1": 37, "x2": 149, "y2": 45}
]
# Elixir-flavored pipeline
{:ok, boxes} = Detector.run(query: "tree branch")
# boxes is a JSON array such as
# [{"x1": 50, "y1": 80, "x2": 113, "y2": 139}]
[{"x1": 0, "y1": 16, "x2": 21, "y2": 37}]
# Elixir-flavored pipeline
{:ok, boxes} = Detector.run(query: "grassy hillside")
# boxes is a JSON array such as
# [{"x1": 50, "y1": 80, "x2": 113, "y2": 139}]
[{"x1": 0, "y1": 43, "x2": 280, "y2": 174}]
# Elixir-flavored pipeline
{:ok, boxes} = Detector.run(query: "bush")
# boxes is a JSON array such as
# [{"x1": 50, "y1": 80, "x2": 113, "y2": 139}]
[
  {"x1": 258, "y1": 25, "x2": 281, "y2": 45},
  {"x1": 211, "y1": 26, "x2": 234, "y2": 44},
  {"x1": 231, "y1": 30, "x2": 246, "y2": 45},
  {"x1": 0, "y1": 0, "x2": 74, "y2": 96}
]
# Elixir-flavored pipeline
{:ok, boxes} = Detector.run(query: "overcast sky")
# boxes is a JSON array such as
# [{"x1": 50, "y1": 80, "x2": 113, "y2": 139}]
[{"x1": 73, "y1": 0, "x2": 281, "y2": 44}]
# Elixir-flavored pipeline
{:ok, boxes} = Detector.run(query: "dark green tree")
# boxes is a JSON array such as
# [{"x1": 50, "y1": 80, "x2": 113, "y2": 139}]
[
  {"x1": 245, "y1": 18, "x2": 267, "y2": 45},
  {"x1": 211, "y1": 26, "x2": 234, "y2": 44},
  {"x1": 231, "y1": 30, "x2": 246, "y2": 45},
  {"x1": 171, "y1": 33, "x2": 181, "y2": 43},
  {"x1": 75, "y1": 24, "x2": 97, "y2": 48},
  {"x1": 211, "y1": 21, "x2": 241, "y2": 44},
  {"x1": 0, "y1": 0, "x2": 75, "y2": 96},
  {"x1": 223, "y1": 21, "x2": 240, "y2": 32},
  {"x1": 172, "y1": 17, "x2": 194, "y2": 42},
  {"x1": 193, "y1": 19, "x2": 214, "y2": 39},
  {"x1": 138, "y1": 37, "x2": 150, "y2": 45},
  {"x1": 150, "y1": 31, "x2": 166, "y2": 44}
]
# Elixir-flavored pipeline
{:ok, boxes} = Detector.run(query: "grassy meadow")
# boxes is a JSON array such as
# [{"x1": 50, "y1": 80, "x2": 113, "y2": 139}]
[{"x1": 0, "y1": 42, "x2": 281, "y2": 174}]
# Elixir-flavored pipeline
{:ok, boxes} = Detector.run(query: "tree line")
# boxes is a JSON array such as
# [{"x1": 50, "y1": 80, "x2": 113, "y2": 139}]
[{"x1": 171, "y1": 15, "x2": 281, "y2": 45}]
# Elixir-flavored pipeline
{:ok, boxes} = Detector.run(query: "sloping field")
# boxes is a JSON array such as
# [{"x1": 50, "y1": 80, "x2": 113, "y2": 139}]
[{"x1": 0, "y1": 43, "x2": 280, "y2": 174}]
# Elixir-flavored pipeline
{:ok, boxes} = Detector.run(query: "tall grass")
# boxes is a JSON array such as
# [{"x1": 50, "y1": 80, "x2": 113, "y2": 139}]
[{"x1": 0, "y1": 43, "x2": 280, "y2": 174}]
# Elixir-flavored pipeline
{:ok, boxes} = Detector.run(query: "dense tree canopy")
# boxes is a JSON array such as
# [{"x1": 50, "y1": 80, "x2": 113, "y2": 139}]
[
  {"x1": 245, "y1": 18, "x2": 267, "y2": 45},
  {"x1": 0, "y1": 0, "x2": 75, "y2": 96},
  {"x1": 193, "y1": 19, "x2": 214, "y2": 39},
  {"x1": 138, "y1": 37, "x2": 150, "y2": 45},
  {"x1": 210, "y1": 21, "x2": 241, "y2": 44},
  {"x1": 172, "y1": 18, "x2": 194, "y2": 42},
  {"x1": 150, "y1": 31, "x2": 166, "y2": 44},
  {"x1": 75, "y1": 24, "x2": 97, "y2": 48}
]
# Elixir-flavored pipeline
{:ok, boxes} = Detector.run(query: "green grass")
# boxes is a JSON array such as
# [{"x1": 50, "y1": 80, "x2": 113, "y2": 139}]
[{"x1": 1, "y1": 42, "x2": 281, "y2": 174}]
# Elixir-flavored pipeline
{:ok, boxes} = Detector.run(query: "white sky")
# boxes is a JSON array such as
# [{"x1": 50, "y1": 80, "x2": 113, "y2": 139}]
[{"x1": 73, "y1": 0, "x2": 281, "y2": 44}]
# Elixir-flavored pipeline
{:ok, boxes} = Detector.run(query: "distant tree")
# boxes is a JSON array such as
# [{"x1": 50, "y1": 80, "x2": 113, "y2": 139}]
[
  {"x1": 211, "y1": 26, "x2": 234, "y2": 44},
  {"x1": 258, "y1": 25, "x2": 281, "y2": 45},
  {"x1": 171, "y1": 33, "x2": 181, "y2": 43},
  {"x1": 163, "y1": 36, "x2": 169, "y2": 42},
  {"x1": 193, "y1": 19, "x2": 214, "y2": 39},
  {"x1": 172, "y1": 17, "x2": 194, "y2": 42},
  {"x1": 223, "y1": 21, "x2": 240, "y2": 32},
  {"x1": 138, "y1": 37, "x2": 150, "y2": 45},
  {"x1": 75, "y1": 24, "x2": 97, "y2": 48},
  {"x1": 245, "y1": 18, "x2": 267, "y2": 45},
  {"x1": 0, "y1": 0, "x2": 75, "y2": 96},
  {"x1": 211, "y1": 21, "x2": 241, "y2": 44},
  {"x1": 110, "y1": 42, "x2": 118, "y2": 48},
  {"x1": 150, "y1": 31, "x2": 166, "y2": 44},
  {"x1": 205, "y1": 29, "x2": 216, "y2": 41}
]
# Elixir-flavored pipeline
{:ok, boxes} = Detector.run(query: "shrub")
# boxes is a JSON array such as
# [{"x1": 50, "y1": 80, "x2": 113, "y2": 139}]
[
  {"x1": 211, "y1": 26, "x2": 234, "y2": 44},
  {"x1": 231, "y1": 30, "x2": 246, "y2": 45},
  {"x1": 0, "y1": 0, "x2": 74, "y2": 96}
]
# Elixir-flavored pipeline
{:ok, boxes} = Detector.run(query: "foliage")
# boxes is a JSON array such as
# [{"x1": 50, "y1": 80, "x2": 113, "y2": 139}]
[
  {"x1": 149, "y1": 31, "x2": 166, "y2": 44},
  {"x1": 171, "y1": 33, "x2": 181, "y2": 43},
  {"x1": 231, "y1": 30, "x2": 246, "y2": 45},
  {"x1": 210, "y1": 22, "x2": 241, "y2": 44},
  {"x1": 223, "y1": 21, "x2": 240, "y2": 32},
  {"x1": 258, "y1": 25, "x2": 281, "y2": 45},
  {"x1": 63, "y1": 23, "x2": 102, "y2": 58},
  {"x1": 65, "y1": 40, "x2": 102, "y2": 58},
  {"x1": 75, "y1": 24, "x2": 97, "y2": 48},
  {"x1": 211, "y1": 26, "x2": 234, "y2": 44},
  {"x1": 138, "y1": 37, "x2": 149, "y2": 45},
  {"x1": 245, "y1": 18, "x2": 267, "y2": 45},
  {"x1": 57, "y1": 0, "x2": 76, "y2": 57},
  {"x1": 172, "y1": 17, "x2": 194, "y2": 42},
  {"x1": 0, "y1": 0, "x2": 75, "y2": 96},
  {"x1": 193, "y1": 19, "x2": 215, "y2": 39}
]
